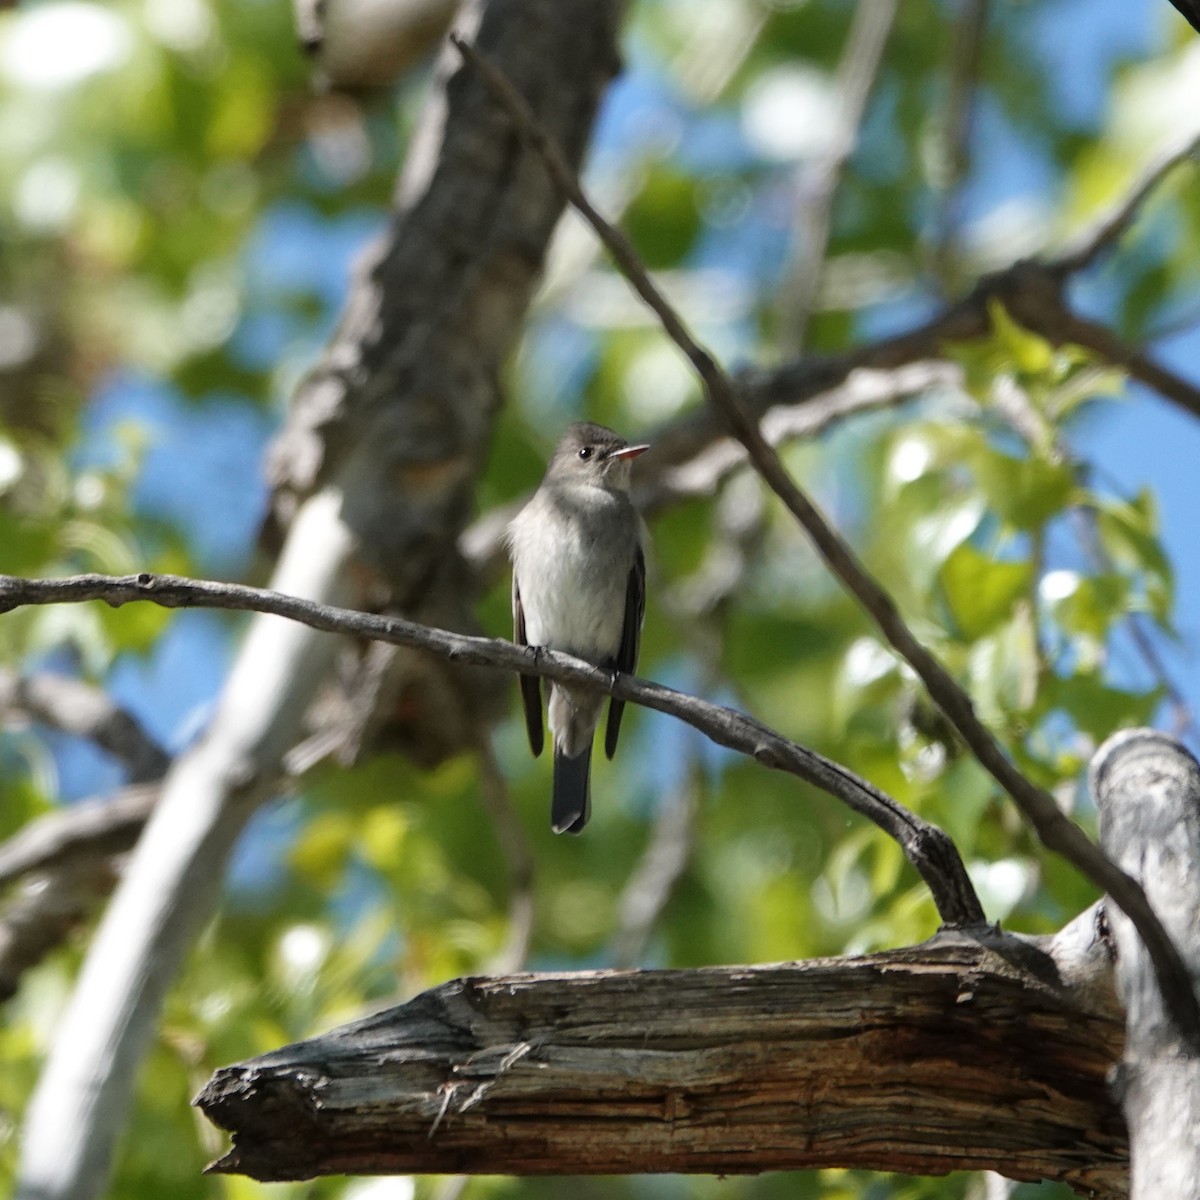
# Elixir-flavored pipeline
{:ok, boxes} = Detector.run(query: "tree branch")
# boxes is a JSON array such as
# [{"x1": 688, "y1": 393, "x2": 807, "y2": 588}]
[
  {"x1": 196, "y1": 926, "x2": 1126, "y2": 1195},
  {"x1": 453, "y1": 36, "x2": 1200, "y2": 1048},
  {"x1": 774, "y1": 0, "x2": 898, "y2": 351},
  {"x1": 0, "y1": 784, "x2": 158, "y2": 888},
  {"x1": 1094, "y1": 729, "x2": 1200, "y2": 1198},
  {"x1": 926, "y1": 0, "x2": 990, "y2": 287},
  {"x1": 0, "y1": 670, "x2": 169, "y2": 784},
  {"x1": 1052, "y1": 127, "x2": 1200, "y2": 274},
  {"x1": 1166, "y1": 0, "x2": 1200, "y2": 38},
  {"x1": 0, "y1": 571, "x2": 984, "y2": 928}
]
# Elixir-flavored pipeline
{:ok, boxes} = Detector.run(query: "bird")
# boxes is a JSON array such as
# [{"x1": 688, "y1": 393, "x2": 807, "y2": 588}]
[{"x1": 506, "y1": 422, "x2": 648, "y2": 833}]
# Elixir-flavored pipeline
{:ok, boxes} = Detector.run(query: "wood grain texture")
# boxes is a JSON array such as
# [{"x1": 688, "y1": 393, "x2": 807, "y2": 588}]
[{"x1": 198, "y1": 928, "x2": 1127, "y2": 1196}]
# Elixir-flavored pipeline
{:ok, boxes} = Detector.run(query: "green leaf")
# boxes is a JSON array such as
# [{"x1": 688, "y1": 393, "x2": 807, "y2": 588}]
[
  {"x1": 940, "y1": 542, "x2": 1033, "y2": 639},
  {"x1": 971, "y1": 448, "x2": 1075, "y2": 530},
  {"x1": 1047, "y1": 673, "x2": 1160, "y2": 740},
  {"x1": 1045, "y1": 571, "x2": 1130, "y2": 638},
  {"x1": 1092, "y1": 490, "x2": 1175, "y2": 620},
  {"x1": 988, "y1": 298, "x2": 1054, "y2": 375}
]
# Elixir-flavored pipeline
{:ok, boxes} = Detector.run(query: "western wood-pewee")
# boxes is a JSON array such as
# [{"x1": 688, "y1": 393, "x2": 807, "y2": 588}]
[{"x1": 507, "y1": 422, "x2": 648, "y2": 833}]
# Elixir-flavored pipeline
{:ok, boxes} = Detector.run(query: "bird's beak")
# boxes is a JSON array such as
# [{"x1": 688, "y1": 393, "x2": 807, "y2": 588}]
[{"x1": 609, "y1": 443, "x2": 650, "y2": 461}]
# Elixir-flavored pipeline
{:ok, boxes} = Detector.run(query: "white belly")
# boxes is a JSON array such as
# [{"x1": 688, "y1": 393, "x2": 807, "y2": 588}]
[{"x1": 508, "y1": 483, "x2": 639, "y2": 663}]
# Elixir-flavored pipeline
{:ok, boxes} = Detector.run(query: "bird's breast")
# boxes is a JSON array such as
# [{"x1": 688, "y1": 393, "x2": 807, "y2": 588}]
[{"x1": 509, "y1": 486, "x2": 639, "y2": 660}]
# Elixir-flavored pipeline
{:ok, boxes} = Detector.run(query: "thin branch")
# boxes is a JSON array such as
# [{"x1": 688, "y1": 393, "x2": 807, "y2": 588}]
[
  {"x1": 0, "y1": 784, "x2": 158, "y2": 888},
  {"x1": 0, "y1": 571, "x2": 983, "y2": 928},
  {"x1": 453, "y1": 37, "x2": 1200, "y2": 1046},
  {"x1": 927, "y1": 0, "x2": 990, "y2": 287},
  {"x1": 1047, "y1": 306, "x2": 1200, "y2": 421},
  {"x1": 0, "y1": 670, "x2": 170, "y2": 783},
  {"x1": 775, "y1": 0, "x2": 898, "y2": 352},
  {"x1": 645, "y1": 360, "x2": 964, "y2": 515},
  {"x1": 1168, "y1": 0, "x2": 1200, "y2": 34},
  {"x1": 1052, "y1": 126, "x2": 1200, "y2": 274},
  {"x1": 475, "y1": 739, "x2": 535, "y2": 975},
  {"x1": 0, "y1": 786, "x2": 160, "y2": 999},
  {"x1": 609, "y1": 754, "x2": 701, "y2": 968}
]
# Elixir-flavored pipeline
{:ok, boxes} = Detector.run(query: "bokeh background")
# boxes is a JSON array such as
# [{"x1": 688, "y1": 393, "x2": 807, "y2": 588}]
[{"x1": 2, "y1": 0, "x2": 1199, "y2": 1197}]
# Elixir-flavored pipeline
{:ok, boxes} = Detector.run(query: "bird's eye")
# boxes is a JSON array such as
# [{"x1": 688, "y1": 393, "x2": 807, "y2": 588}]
[{"x1": 578, "y1": 446, "x2": 594, "y2": 460}]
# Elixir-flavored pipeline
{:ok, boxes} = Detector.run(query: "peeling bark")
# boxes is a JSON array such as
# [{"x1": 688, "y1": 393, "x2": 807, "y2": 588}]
[{"x1": 198, "y1": 927, "x2": 1127, "y2": 1198}]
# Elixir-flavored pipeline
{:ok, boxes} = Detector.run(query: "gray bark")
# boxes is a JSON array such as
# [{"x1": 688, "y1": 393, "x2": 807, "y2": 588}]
[
  {"x1": 198, "y1": 926, "x2": 1127, "y2": 1197},
  {"x1": 1093, "y1": 728, "x2": 1200, "y2": 1200}
]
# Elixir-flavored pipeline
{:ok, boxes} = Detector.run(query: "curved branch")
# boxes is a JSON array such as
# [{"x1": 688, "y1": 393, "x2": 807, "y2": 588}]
[
  {"x1": 0, "y1": 784, "x2": 158, "y2": 888},
  {"x1": 0, "y1": 570, "x2": 984, "y2": 928},
  {"x1": 1052, "y1": 127, "x2": 1200, "y2": 274},
  {"x1": 0, "y1": 670, "x2": 169, "y2": 783},
  {"x1": 1168, "y1": 0, "x2": 1200, "y2": 33}
]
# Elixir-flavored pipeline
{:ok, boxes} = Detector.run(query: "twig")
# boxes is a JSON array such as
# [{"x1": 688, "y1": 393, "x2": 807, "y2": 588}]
[
  {"x1": 645, "y1": 360, "x2": 964, "y2": 515},
  {"x1": 453, "y1": 37, "x2": 1200, "y2": 1046},
  {"x1": 609, "y1": 754, "x2": 701, "y2": 968},
  {"x1": 476, "y1": 739, "x2": 535, "y2": 975},
  {"x1": 775, "y1": 0, "x2": 898, "y2": 351},
  {"x1": 0, "y1": 571, "x2": 983, "y2": 928},
  {"x1": 1052, "y1": 126, "x2": 1200, "y2": 275},
  {"x1": 927, "y1": 0, "x2": 990, "y2": 287},
  {"x1": 1047, "y1": 307, "x2": 1200, "y2": 421}
]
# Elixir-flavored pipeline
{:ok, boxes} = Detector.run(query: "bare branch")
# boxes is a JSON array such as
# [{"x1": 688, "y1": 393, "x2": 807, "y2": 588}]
[
  {"x1": 644, "y1": 360, "x2": 964, "y2": 516},
  {"x1": 0, "y1": 571, "x2": 983, "y2": 927},
  {"x1": 775, "y1": 0, "x2": 899, "y2": 351},
  {"x1": 0, "y1": 670, "x2": 169, "y2": 783},
  {"x1": 0, "y1": 784, "x2": 159, "y2": 998},
  {"x1": 196, "y1": 927, "x2": 1125, "y2": 1194},
  {"x1": 1044, "y1": 305, "x2": 1200, "y2": 422},
  {"x1": 1052, "y1": 127, "x2": 1200, "y2": 275},
  {"x1": 1168, "y1": 0, "x2": 1200, "y2": 35},
  {"x1": 0, "y1": 784, "x2": 158, "y2": 888},
  {"x1": 0, "y1": 860, "x2": 120, "y2": 1002},
  {"x1": 926, "y1": 0, "x2": 990, "y2": 286},
  {"x1": 609, "y1": 756, "x2": 701, "y2": 968}
]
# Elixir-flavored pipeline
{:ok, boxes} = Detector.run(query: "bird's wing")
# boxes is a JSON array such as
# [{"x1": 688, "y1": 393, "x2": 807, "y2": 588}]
[
  {"x1": 513, "y1": 578, "x2": 544, "y2": 757},
  {"x1": 605, "y1": 545, "x2": 645, "y2": 759}
]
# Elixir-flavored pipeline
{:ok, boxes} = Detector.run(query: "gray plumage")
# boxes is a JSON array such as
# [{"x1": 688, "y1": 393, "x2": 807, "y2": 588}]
[{"x1": 507, "y1": 422, "x2": 647, "y2": 833}]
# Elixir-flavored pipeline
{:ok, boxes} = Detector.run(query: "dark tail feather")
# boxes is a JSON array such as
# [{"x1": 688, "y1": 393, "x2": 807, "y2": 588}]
[{"x1": 552, "y1": 746, "x2": 591, "y2": 834}]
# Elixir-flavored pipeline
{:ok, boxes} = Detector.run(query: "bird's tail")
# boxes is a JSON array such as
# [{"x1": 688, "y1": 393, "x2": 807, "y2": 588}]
[{"x1": 552, "y1": 746, "x2": 592, "y2": 834}]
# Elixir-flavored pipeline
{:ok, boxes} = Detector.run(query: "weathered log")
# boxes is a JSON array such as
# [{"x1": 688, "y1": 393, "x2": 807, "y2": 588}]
[
  {"x1": 1093, "y1": 729, "x2": 1200, "y2": 1199},
  {"x1": 198, "y1": 925, "x2": 1126, "y2": 1196}
]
